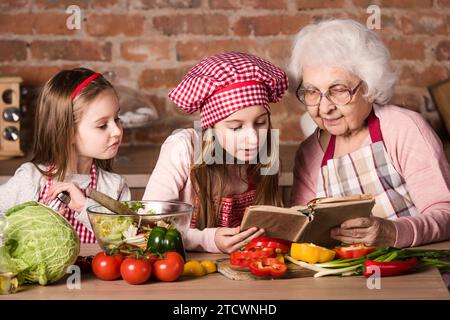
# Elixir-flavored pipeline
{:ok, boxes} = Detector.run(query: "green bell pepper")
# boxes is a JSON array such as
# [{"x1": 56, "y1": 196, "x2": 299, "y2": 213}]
[{"x1": 146, "y1": 226, "x2": 186, "y2": 261}]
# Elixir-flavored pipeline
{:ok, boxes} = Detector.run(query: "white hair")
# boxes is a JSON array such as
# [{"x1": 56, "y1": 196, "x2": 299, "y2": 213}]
[{"x1": 288, "y1": 19, "x2": 397, "y2": 105}]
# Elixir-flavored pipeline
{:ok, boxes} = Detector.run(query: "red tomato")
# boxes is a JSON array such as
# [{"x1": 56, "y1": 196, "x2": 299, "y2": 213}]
[
  {"x1": 120, "y1": 257, "x2": 152, "y2": 285},
  {"x1": 153, "y1": 252, "x2": 184, "y2": 282},
  {"x1": 143, "y1": 252, "x2": 159, "y2": 265},
  {"x1": 92, "y1": 252, "x2": 123, "y2": 281}
]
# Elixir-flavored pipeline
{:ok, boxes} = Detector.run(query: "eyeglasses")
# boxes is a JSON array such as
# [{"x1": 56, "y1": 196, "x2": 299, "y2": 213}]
[{"x1": 296, "y1": 80, "x2": 363, "y2": 107}]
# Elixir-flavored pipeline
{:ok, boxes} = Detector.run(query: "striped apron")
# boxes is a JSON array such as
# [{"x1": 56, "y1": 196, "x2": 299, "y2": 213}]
[
  {"x1": 316, "y1": 110, "x2": 418, "y2": 219},
  {"x1": 38, "y1": 164, "x2": 97, "y2": 243},
  {"x1": 191, "y1": 181, "x2": 256, "y2": 228}
]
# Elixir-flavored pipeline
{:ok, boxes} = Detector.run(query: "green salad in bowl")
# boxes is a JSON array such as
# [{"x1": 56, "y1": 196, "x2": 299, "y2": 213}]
[{"x1": 87, "y1": 201, "x2": 193, "y2": 260}]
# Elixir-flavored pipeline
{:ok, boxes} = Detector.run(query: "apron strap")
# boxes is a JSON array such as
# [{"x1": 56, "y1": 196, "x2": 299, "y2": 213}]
[
  {"x1": 38, "y1": 163, "x2": 98, "y2": 201},
  {"x1": 367, "y1": 109, "x2": 383, "y2": 143},
  {"x1": 38, "y1": 175, "x2": 53, "y2": 202},
  {"x1": 321, "y1": 134, "x2": 336, "y2": 167},
  {"x1": 320, "y1": 109, "x2": 382, "y2": 167}
]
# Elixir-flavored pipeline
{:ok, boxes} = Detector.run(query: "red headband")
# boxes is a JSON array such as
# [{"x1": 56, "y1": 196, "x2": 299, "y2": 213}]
[{"x1": 71, "y1": 73, "x2": 102, "y2": 101}]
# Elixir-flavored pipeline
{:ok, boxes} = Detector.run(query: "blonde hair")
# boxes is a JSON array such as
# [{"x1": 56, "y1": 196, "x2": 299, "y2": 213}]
[
  {"x1": 289, "y1": 19, "x2": 397, "y2": 105},
  {"x1": 190, "y1": 119, "x2": 282, "y2": 229},
  {"x1": 31, "y1": 68, "x2": 117, "y2": 181}
]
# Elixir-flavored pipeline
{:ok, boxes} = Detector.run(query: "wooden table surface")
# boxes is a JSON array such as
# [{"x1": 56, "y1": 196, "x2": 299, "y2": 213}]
[{"x1": 4, "y1": 241, "x2": 450, "y2": 300}]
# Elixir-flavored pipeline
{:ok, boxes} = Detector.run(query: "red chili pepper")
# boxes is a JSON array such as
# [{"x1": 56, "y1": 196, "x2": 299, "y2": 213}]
[
  {"x1": 248, "y1": 257, "x2": 287, "y2": 277},
  {"x1": 246, "y1": 237, "x2": 291, "y2": 254},
  {"x1": 363, "y1": 257, "x2": 418, "y2": 278},
  {"x1": 334, "y1": 243, "x2": 376, "y2": 259}
]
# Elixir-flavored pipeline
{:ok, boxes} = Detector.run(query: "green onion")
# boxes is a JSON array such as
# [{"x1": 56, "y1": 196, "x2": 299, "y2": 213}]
[
  {"x1": 313, "y1": 248, "x2": 391, "y2": 268},
  {"x1": 286, "y1": 248, "x2": 450, "y2": 278}
]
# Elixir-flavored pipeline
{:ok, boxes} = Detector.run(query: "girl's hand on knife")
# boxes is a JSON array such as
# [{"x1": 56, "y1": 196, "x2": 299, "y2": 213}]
[{"x1": 47, "y1": 182, "x2": 86, "y2": 212}]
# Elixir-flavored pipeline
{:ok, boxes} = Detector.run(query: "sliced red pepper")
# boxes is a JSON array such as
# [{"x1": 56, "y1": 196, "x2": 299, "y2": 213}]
[
  {"x1": 230, "y1": 251, "x2": 248, "y2": 260},
  {"x1": 248, "y1": 262, "x2": 272, "y2": 276},
  {"x1": 363, "y1": 257, "x2": 418, "y2": 278},
  {"x1": 247, "y1": 247, "x2": 275, "y2": 259},
  {"x1": 230, "y1": 247, "x2": 276, "y2": 267},
  {"x1": 230, "y1": 251, "x2": 251, "y2": 267},
  {"x1": 334, "y1": 243, "x2": 376, "y2": 259},
  {"x1": 230, "y1": 239, "x2": 288, "y2": 269},
  {"x1": 246, "y1": 237, "x2": 291, "y2": 254},
  {"x1": 250, "y1": 237, "x2": 292, "y2": 248},
  {"x1": 248, "y1": 257, "x2": 287, "y2": 277},
  {"x1": 260, "y1": 257, "x2": 283, "y2": 266}
]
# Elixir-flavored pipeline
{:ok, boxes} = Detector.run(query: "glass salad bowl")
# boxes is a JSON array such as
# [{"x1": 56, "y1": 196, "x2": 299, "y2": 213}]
[{"x1": 87, "y1": 201, "x2": 193, "y2": 259}]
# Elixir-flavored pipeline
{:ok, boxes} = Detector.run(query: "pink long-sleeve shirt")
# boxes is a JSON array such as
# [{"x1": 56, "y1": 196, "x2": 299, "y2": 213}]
[
  {"x1": 291, "y1": 105, "x2": 450, "y2": 248},
  {"x1": 143, "y1": 128, "x2": 221, "y2": 253}
]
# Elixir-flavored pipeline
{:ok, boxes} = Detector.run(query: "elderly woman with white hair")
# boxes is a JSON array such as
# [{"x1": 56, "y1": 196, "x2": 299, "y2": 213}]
[{"x1": 289, "y1": 19, "x2": 450, "y2": 248}]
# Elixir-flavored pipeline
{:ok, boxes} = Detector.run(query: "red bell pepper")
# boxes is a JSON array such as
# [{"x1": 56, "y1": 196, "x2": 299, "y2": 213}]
[
  {"x1": 363, "y1": 257, "x2": 418, "y2": 278},
  {"x1": 334, "y1": 243, "x2": 376, "y2": 259},
  {"x1": 245, "y1": 237, "x2": 291, "y2": 254},
  {"x1": 248, "y1": 257, "x2": 287, "y2": 277},
  {"x1": 230, "y1": 251, "x2": 251, "y2": 267},
  {"x1": 230, "y1": 237, "x2": 291, "y2": 269},
  {"x1": 230, "y1": 247, "x2": 276, "y2": 267},
  {"x1": 248, "y1": 247, "x2": 275, "y2": 259}
]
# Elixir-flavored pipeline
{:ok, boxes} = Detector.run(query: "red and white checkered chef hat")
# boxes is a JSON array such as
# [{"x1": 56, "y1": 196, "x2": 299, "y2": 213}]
[{"x1": 168, "y1": 52, "x2": 289, "y2": 128}]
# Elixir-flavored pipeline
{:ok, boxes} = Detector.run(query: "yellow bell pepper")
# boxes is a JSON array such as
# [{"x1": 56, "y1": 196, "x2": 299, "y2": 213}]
[{"x1": 290, "y1": 243, "x2": 336, "y2": 264}]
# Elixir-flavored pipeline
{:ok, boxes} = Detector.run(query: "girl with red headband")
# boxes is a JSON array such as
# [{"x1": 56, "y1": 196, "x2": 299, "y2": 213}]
[
  {"x1": 143, "y1": 52, "x2": 289, "y2": 253},
  {"x1": 0, "y1": 68, "x2": 130, "y2": 243}
]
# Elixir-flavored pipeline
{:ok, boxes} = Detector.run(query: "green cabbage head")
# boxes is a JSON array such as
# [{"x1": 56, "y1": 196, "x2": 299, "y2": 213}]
[{"x1": 0, "y1": 201, "x2": 80, "y2": 285}]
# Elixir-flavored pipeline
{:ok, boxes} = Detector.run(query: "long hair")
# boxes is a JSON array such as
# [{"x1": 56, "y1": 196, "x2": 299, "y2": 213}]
[
  {"x1": 190, "y1": 118, "x2": 282, "y2": 229},
  {"x1": 31, "y1": 67, "x2": 117, "y2": 181}
]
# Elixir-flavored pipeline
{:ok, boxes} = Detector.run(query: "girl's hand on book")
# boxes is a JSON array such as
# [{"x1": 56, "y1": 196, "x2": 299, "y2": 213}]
[
  {"x1": 215, "y1": 226, "x2": 265, "y2": 254},
  {"x1": 47, "y1": 182, "x2": 87, "y2": 213},
  {"x1": 330, "y1": 217, "x2": 396, "y2": 248}
]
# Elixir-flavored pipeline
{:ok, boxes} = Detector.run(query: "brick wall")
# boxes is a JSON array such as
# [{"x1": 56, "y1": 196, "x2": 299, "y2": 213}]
[{"x1": 0, "y1": 0, "x2": 449, "y2": 149}]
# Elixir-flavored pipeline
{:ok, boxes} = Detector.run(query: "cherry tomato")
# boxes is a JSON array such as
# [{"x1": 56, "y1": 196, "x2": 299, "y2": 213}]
[
  {"x1": 92, "y1": 252, "x2": 123, "y2": 281},
  {"x1": 153, "y1": 252, "x2": 184, "y2": 282},
  {"x1": 120, "y1": 257, "x2": 152, "y2": 285}
]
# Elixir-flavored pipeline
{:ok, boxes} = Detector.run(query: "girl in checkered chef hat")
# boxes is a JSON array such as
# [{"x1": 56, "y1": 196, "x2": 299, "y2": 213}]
[
  {"x1": 0, "y1": 68, "x2": 131, "y2": 243},
  {"x1": 143, "y1": 52, "x2": 289, "y2": 253}
]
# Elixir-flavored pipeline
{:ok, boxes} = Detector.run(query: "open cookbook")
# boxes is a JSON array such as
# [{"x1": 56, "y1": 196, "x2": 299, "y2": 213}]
[{"x1": 240, "y1": 194, "x2": 375, "y2": 247}]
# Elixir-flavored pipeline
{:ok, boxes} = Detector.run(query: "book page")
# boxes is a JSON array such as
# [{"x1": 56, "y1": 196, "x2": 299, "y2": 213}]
[
  {"x1": 241, "y1": 196, "x2": 375, "y2": 246},
  {"x1": 298, "y1": 200, "x2": 374, "y2": 247}
]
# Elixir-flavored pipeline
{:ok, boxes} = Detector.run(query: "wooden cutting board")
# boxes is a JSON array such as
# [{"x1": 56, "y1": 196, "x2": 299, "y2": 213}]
[{"x1": 216, "y1": 258, "x2": 315, "y2": 280}]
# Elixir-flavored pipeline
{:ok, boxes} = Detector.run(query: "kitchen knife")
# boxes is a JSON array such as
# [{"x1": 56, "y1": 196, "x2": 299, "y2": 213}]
[{"x1": 85, "y1": 188, "x2": 136, "y2": 215}]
